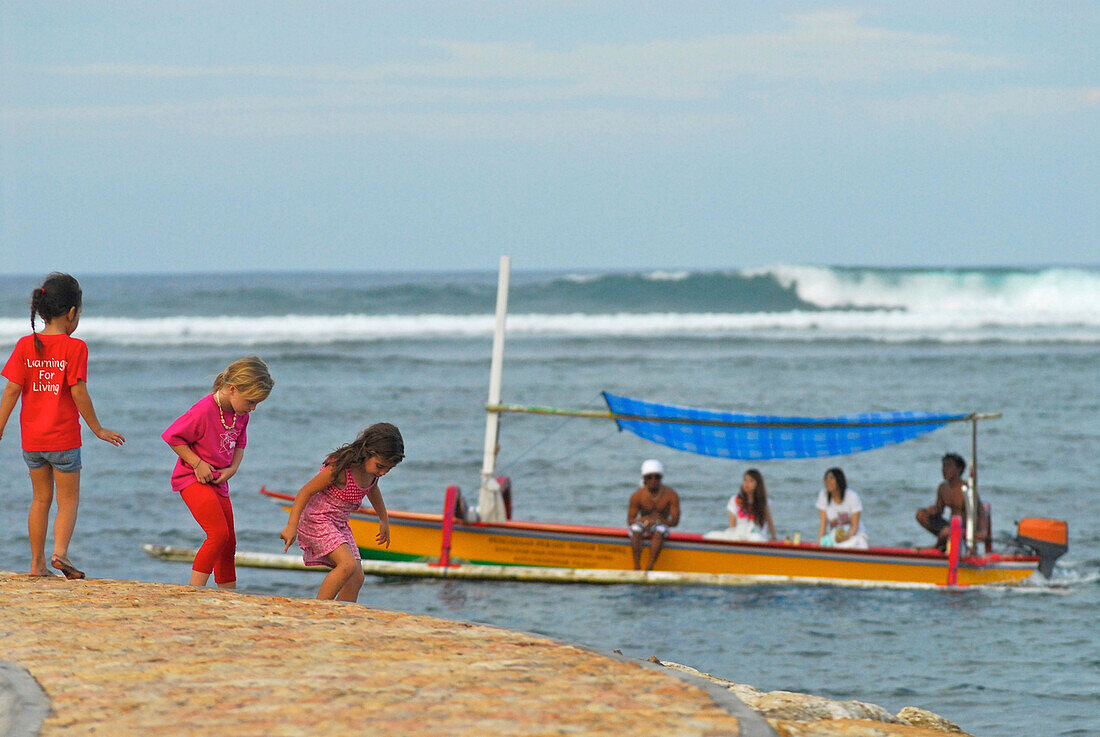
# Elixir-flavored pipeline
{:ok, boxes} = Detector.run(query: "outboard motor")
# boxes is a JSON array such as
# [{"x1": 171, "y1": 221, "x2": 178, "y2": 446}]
[{"x1": 1016, "y1": 518, "x2": 1068, "y2": 578}]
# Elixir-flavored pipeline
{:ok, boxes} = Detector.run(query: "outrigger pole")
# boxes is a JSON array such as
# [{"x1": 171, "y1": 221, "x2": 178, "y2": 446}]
[
  {"x1": 478, "y1": 256, "x2": 511, "y2": 522},
  {"x1": 485, "y1": 404, "x2": 1002, "y2": 429}
]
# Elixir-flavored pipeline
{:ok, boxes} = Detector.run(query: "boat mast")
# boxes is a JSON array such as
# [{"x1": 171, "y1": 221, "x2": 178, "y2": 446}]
[{"x1": 478, "y1": 256, "x2": 511, "y2": 521}]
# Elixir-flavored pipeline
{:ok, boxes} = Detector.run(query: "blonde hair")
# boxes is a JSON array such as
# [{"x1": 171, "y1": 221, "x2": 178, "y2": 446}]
[{"x1": 213, "y1": 356, "x2": 274, "y2": 401}]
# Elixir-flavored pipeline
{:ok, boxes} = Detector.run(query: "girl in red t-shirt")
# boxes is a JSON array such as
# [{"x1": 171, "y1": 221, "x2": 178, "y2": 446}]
[{"x1": 0, "y1": 273, "x2": 125, "y2": 579}]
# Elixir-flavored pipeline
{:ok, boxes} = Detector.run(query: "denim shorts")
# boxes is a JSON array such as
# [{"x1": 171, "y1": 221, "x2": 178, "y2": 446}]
[{"x1": 23, "y1": 448, "x2": 82, "y2": 473}]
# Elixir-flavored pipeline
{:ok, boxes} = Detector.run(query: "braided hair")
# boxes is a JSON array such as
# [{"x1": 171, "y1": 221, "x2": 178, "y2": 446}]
[{"x1": 31, "y1": 273, "x2": 83, "y2": 353}]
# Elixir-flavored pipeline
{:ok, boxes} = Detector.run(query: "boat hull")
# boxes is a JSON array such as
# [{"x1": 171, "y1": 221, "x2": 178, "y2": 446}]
[{"x1": 264, "y1": 490, "x2": 1039, "y2": 586}]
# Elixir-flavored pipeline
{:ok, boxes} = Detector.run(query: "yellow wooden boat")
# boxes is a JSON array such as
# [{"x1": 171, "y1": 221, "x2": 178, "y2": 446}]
[
  {"x1": 263, "y1": 257, "x2": 1068, "y2": 587},
  {"x1": 261, "y1": 487, "x2": 1054, "y2": 586}
]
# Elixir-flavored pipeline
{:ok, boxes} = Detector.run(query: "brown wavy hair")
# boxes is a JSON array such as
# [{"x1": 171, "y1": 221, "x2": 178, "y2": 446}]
[{"x1": 325, "y1": 422, "x2": 405, "y2": 483}]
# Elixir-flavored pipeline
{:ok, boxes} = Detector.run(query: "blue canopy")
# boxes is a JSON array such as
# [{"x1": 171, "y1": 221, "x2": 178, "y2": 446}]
[{"x1": 602, "y1": 392, "x2": 967, "y2": 460}]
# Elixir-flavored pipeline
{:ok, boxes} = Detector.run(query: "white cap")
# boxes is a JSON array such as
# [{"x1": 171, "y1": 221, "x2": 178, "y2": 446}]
[{"x1": 641, "y1": 459, "x2": 664, "y2": 478}]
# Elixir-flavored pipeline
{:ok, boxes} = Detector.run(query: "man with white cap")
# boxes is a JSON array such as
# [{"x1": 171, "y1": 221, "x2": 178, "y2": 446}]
[{"x1": 627, "y1": 459, "x2": 681, "y2": 571}]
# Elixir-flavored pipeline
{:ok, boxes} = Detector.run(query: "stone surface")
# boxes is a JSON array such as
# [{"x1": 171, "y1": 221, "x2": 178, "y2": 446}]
[
  {"x1": 895, "y1": 708, "x2": 965, "y2": 733},
  {"x1": 730, "y1": 686, "x2": 898, "y2": 723},
  {"x1": 0, "y1": 573, "x2": 741, "y2": 737},
  {"x1": 0, "y1": 573, "x2": 974, "y2": 737},
  {"x1": 654, "y1": 661, "x2": 974, "y2": 737},
  {"x1": 769, "y1": 720, "x2": 970, "y2": 737}
]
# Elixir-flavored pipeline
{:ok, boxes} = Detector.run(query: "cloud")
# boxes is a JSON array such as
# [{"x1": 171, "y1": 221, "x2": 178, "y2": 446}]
[
  {"x1": 33, "y1": 10, "x2": 1009, "y2": 92},
  {"x1": 0, "y1": 98, "x2": 742, "y2": 141},
  {"x1": 867, "y1": 86, "x2": 1100, "y2": 126},
  {"x1": 1, "y1": 10, "x2": 1080, "y2": 139}
]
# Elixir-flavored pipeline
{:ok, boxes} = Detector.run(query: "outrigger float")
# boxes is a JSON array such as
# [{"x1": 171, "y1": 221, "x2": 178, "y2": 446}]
[{"x1": 246, "y1": 257, "x2": 1070, "y2": 588}]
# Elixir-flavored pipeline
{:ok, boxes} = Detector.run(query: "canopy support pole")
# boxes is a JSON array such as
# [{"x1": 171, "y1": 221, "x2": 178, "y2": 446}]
[
  {"x1": 964, "y1": 415, "x2": 980, "y2": 552},
  {"x1": 478, "y1": 256, "x2": 510, "y2": 522}
]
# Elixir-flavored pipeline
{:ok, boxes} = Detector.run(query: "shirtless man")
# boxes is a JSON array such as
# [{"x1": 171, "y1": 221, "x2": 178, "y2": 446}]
[
  {"x1": 916, "y1": 453, "x2": 982, "y2": 550},
  {"x1": 627, "y1": 459, "x2": 681, "y2": 571}
]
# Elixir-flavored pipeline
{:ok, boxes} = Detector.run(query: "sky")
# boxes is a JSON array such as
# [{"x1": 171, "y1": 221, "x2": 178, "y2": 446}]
[{"x1": 1, "y1": 1, "x2": 1097, "y2": 275}]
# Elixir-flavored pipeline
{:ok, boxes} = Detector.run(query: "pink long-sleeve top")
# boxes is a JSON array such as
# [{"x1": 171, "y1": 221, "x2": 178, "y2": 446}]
[{"x1": 162, "y1": 394, "x2": 249, "y2": 496}]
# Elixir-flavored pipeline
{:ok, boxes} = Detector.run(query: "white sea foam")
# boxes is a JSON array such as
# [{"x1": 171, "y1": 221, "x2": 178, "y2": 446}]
[
  {"x1": 758, "y1": 264, "x2": 1100, "y2": 313},
  {"x1": 2, "y1": 308, "x2": 1099, "y2": 346},
  {"x1": 561, "y1": 272, "x2": 602, "y2": 284},
  {"x1": 1, "y1": 265, "x2": 1094, "y2": 345},
  {"x1": 642, "y1": 270, "x2": 692, "y2": 282}
]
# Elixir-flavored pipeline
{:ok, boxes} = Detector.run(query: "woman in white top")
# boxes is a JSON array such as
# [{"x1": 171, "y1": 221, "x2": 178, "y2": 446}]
[
  {"x1": 815, "y1": 467, "x2": 869, "y2": 549},
  {"x1": 724, "y1": 469, "x2": 777, "y2": 541}
]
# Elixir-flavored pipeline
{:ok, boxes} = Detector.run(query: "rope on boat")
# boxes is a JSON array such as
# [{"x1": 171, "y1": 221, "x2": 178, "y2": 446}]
[{"x1": 495, "y1": 393, "x2": 620, "y2": 474}]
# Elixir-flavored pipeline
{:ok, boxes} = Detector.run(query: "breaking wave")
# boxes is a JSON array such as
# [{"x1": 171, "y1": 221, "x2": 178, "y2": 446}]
[{"x1": 0, "y1": 265, "x2": 1096, "y2": 345}]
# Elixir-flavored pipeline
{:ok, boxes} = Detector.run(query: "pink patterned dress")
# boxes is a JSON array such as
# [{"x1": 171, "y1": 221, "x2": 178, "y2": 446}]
[{"x1": 296, "y1": 467, "x2": 377, "y2": 567}]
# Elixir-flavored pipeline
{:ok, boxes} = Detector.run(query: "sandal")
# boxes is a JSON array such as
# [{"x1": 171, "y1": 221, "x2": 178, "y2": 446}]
[{"x1": 51, "y1": 555, "x2": 86, "y2": 580}]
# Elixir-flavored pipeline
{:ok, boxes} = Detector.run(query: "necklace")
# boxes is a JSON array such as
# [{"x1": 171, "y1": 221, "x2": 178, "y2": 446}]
[{"x1": 214, "y1": 391, "x2": 237, "y2": 430}]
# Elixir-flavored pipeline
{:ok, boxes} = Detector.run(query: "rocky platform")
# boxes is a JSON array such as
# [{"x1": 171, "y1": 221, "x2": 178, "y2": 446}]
[{"x1": 0, "y1": 574, "x2": 971, "y2": 736}]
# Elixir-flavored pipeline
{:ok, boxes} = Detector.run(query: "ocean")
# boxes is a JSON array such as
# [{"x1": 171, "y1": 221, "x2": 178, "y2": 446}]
[{"x1": 1, "y1": 265, "x2": 1097, "y2": 736}]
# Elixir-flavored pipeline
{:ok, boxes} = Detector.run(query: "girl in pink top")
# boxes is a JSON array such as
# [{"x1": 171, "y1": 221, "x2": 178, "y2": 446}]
[
  {"x1": 280, "y1": 423, "x2": 404, "y2": 602},
  {"x1": 163, "y1": 357, "x2": 274, "y2": 588}
]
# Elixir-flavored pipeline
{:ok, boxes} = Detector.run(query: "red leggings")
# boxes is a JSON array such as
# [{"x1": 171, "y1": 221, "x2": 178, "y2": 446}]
[{"x1": 180, "y1": 482, "x2": 236, "y2": 583}]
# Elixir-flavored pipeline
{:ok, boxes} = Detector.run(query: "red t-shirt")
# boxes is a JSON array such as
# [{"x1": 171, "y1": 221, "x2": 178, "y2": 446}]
[{"x1": 2, "y1": 333, "x2": 88, "y2": 451}]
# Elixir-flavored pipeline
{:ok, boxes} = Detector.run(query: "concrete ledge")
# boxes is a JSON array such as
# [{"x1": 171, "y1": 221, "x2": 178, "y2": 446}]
[
  {"x1": 628, "y1": 655, "x2": 779, "y2": 737},
  {"x1": 0, "y1": 661, "x2": 51, "y2": 737}
]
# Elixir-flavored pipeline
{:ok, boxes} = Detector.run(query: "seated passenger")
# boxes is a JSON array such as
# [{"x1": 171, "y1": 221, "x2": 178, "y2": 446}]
[
  {"x1": 706, "y1": 469, "x2": 776, "y2": 542},
  {"x1": 815, "y1": 467, "x2": 869, "y2": 549},
  {"x1": 627, "y1": 459, "x2": 681, "y2": 571},
  {"x1": 916, "y1": 452, "x2": 984, "y2": 551}
]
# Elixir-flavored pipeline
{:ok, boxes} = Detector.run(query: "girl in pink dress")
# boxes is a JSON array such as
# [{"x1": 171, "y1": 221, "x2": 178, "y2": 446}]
[{"x1": 280, "y1": 423, "x2": 404, "y2": 602}]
